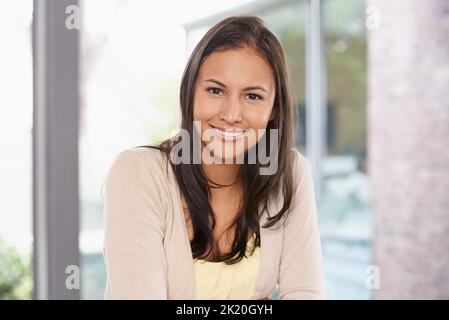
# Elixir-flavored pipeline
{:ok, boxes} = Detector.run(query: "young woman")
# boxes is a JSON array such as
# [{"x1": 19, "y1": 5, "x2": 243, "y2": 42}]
[{"x1": 102, "y1": 16, "x2": 324, "y2": 300}]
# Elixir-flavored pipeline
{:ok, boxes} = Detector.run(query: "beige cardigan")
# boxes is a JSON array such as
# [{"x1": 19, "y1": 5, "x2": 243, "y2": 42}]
[{"x1": 102, "y1": 146, "x2": 325, "y2": 300}]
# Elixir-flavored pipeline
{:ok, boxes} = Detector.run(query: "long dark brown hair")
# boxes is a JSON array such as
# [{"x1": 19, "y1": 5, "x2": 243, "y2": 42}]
[{"x1": 139, "y1": 15, "x2": 295, "y2": 264}]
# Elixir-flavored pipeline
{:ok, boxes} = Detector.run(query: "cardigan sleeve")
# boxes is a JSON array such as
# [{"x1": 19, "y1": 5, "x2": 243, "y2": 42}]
[
  {"x1": 102, "y1": 149, "x2": 168, "y2": 299},
  {"x1": 278, "y1": 150, "x2": 325, "y2": 299}
]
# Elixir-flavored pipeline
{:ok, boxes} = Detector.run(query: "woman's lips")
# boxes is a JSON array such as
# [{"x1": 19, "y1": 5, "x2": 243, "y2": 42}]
[{"x1": 208, "y1": 124, "x2": 245, "y2": 141}]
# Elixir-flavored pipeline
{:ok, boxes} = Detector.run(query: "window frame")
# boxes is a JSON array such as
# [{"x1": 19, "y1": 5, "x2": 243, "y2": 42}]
[{"x1": 32, "y1": 0, "x2": 80, "y2": 300}]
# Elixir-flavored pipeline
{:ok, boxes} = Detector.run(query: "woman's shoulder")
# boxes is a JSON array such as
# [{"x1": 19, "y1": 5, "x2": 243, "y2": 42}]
[
  {"x1": 104, "y1": 146, "x2": 174, "y2": 209},
  {"x1": 116, "y1": 145, "x2": 167, "y2": 165},
  {"x1": 290, "y1": 147, "x2": 307, "y2": 166},
  {"x1": 289, "y1": 147, "x2": 314, "y2": 196},
  {"x1": 134, "y1": 146, "x2": 169, "y2": 165},
  {"x1": 107, "y1": 146, "x2": 170, "y2": 182},
  {"x1": 289, "y1": 147, "x2": 313, "y2": 191},
  {"x1": 289, "y1": 147, "x2": 310, "y2": 176}
]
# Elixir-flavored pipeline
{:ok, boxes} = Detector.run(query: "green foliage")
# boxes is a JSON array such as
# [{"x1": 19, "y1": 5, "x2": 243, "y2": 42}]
[{"x1": 0, "y1": 236, "x2": 32, "y2": 300}]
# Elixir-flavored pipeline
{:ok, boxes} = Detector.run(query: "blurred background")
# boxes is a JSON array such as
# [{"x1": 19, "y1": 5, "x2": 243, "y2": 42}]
[{"x1": 0, "y1": 0, "x2": 448, "y2": 300}]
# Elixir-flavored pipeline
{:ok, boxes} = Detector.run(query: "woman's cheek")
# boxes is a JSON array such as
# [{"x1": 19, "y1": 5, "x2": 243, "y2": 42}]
[
  {"x1": 246, "y1": 104, "x2": 272, "y2": 127},
  {"x1": 195, "y1": 106, "x2": 215, "y2": 122},
  {"x1": 194, "y1": 97, "x2": 221, "y2": 121}
]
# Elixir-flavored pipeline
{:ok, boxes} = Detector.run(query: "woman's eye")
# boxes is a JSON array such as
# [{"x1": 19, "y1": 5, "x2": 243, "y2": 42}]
[
  {"x1": 207, "y1": 87, "x2": 223, "y2": 95},
  {"x1": 247, "y1": 93, "x2": 263, "y2": 101}
]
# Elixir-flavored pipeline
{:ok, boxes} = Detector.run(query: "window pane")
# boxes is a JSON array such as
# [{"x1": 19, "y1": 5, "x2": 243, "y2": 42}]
[
  {"x1": 0, "y1": 0, "x2": 34, "y2": 300},
  {"x1": 321, "y1": 0, "x2": 371, "y2": 299},
  {"x1": 260, "y1": 1, "x2": 307, "y2": 153}
]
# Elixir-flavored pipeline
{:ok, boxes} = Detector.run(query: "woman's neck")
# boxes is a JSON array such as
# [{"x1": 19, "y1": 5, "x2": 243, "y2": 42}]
[
  {"x1": 202, "y1": 161, "x2": 241, "y2": 188},
  {"x1": 202, "y1": 161, "x2": 244, "y2": 227}
]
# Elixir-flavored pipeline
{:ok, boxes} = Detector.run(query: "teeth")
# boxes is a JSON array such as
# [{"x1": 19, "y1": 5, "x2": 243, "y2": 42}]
[
  {"x1": 212, "y1": 128, "x2": 244, "y2": 138},
  {"x1": 221, "y1": 130, "x2": 242, "y2": 137}
]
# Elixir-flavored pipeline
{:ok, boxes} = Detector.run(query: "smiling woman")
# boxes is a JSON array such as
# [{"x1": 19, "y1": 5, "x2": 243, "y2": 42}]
[
  {"x1": 102, "y1": 15, "x2": 325, "y2": 300},
  {"x1": 193, "y1": 46, "x2": 275, "y2": 162}
]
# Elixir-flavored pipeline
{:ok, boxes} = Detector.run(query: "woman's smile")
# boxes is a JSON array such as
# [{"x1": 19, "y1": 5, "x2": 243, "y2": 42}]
[{"x1": 208, "y1": 124, "x2": 246, "y2": 142}]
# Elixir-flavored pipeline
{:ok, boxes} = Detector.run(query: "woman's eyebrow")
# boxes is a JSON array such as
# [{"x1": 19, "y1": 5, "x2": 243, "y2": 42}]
[{"x1": 203, "y1": 78, "x2": 268, "y2": 93}]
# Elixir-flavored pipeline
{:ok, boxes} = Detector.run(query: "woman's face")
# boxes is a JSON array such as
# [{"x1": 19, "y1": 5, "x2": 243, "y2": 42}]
[{"x1": 193, "y1": 47, "x2": 276, "y2": 163}]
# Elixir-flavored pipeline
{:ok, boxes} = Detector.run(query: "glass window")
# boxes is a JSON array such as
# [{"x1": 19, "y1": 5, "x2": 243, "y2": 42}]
[
  {"x1": 80, "y1": 0, "x2": 182, "y2": 299},
  {"x1": 0, "y1": 0, "x2": 34, "y2": 300},
  {"x1": 321, "y1": 0, "x2": 371, "y2": 299},
  {"x1": 260, "y1": 2, "x2": 307, "y2": 153}
]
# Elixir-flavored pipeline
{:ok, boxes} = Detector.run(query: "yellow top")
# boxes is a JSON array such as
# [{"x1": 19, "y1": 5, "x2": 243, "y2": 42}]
[{"x1": 194, "y1": 235, "x2": 260, "y2": 300}]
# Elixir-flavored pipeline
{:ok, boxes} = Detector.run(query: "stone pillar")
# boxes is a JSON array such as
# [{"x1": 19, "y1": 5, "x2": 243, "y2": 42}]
[{"x1": 368, "y1": 0, "x2": 449, "y2": 299}]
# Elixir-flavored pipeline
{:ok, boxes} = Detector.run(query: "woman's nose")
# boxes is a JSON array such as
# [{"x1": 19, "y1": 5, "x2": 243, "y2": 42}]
[{"x1": 220, "y1": 95, "x2": 243, "y2": 124}]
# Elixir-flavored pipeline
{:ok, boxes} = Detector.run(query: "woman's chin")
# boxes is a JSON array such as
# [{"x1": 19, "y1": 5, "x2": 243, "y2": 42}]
[{"x1": 202, "y1": 143, "x2": 247, "y2": 164}]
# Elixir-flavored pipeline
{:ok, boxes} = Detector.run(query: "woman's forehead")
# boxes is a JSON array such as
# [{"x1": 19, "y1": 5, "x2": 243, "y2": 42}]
[{"x1": 197, "y1": 48, "x2": 275, "y2": 90}]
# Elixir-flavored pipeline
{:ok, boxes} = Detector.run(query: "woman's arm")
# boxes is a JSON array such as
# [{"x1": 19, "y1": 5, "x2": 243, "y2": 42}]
[
  {"x1": 103, "y1": 149, "x2": 168, "y2": 299},
  {"x1": 278, "y1": 150, "x2": 325, "y2": 299}
]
